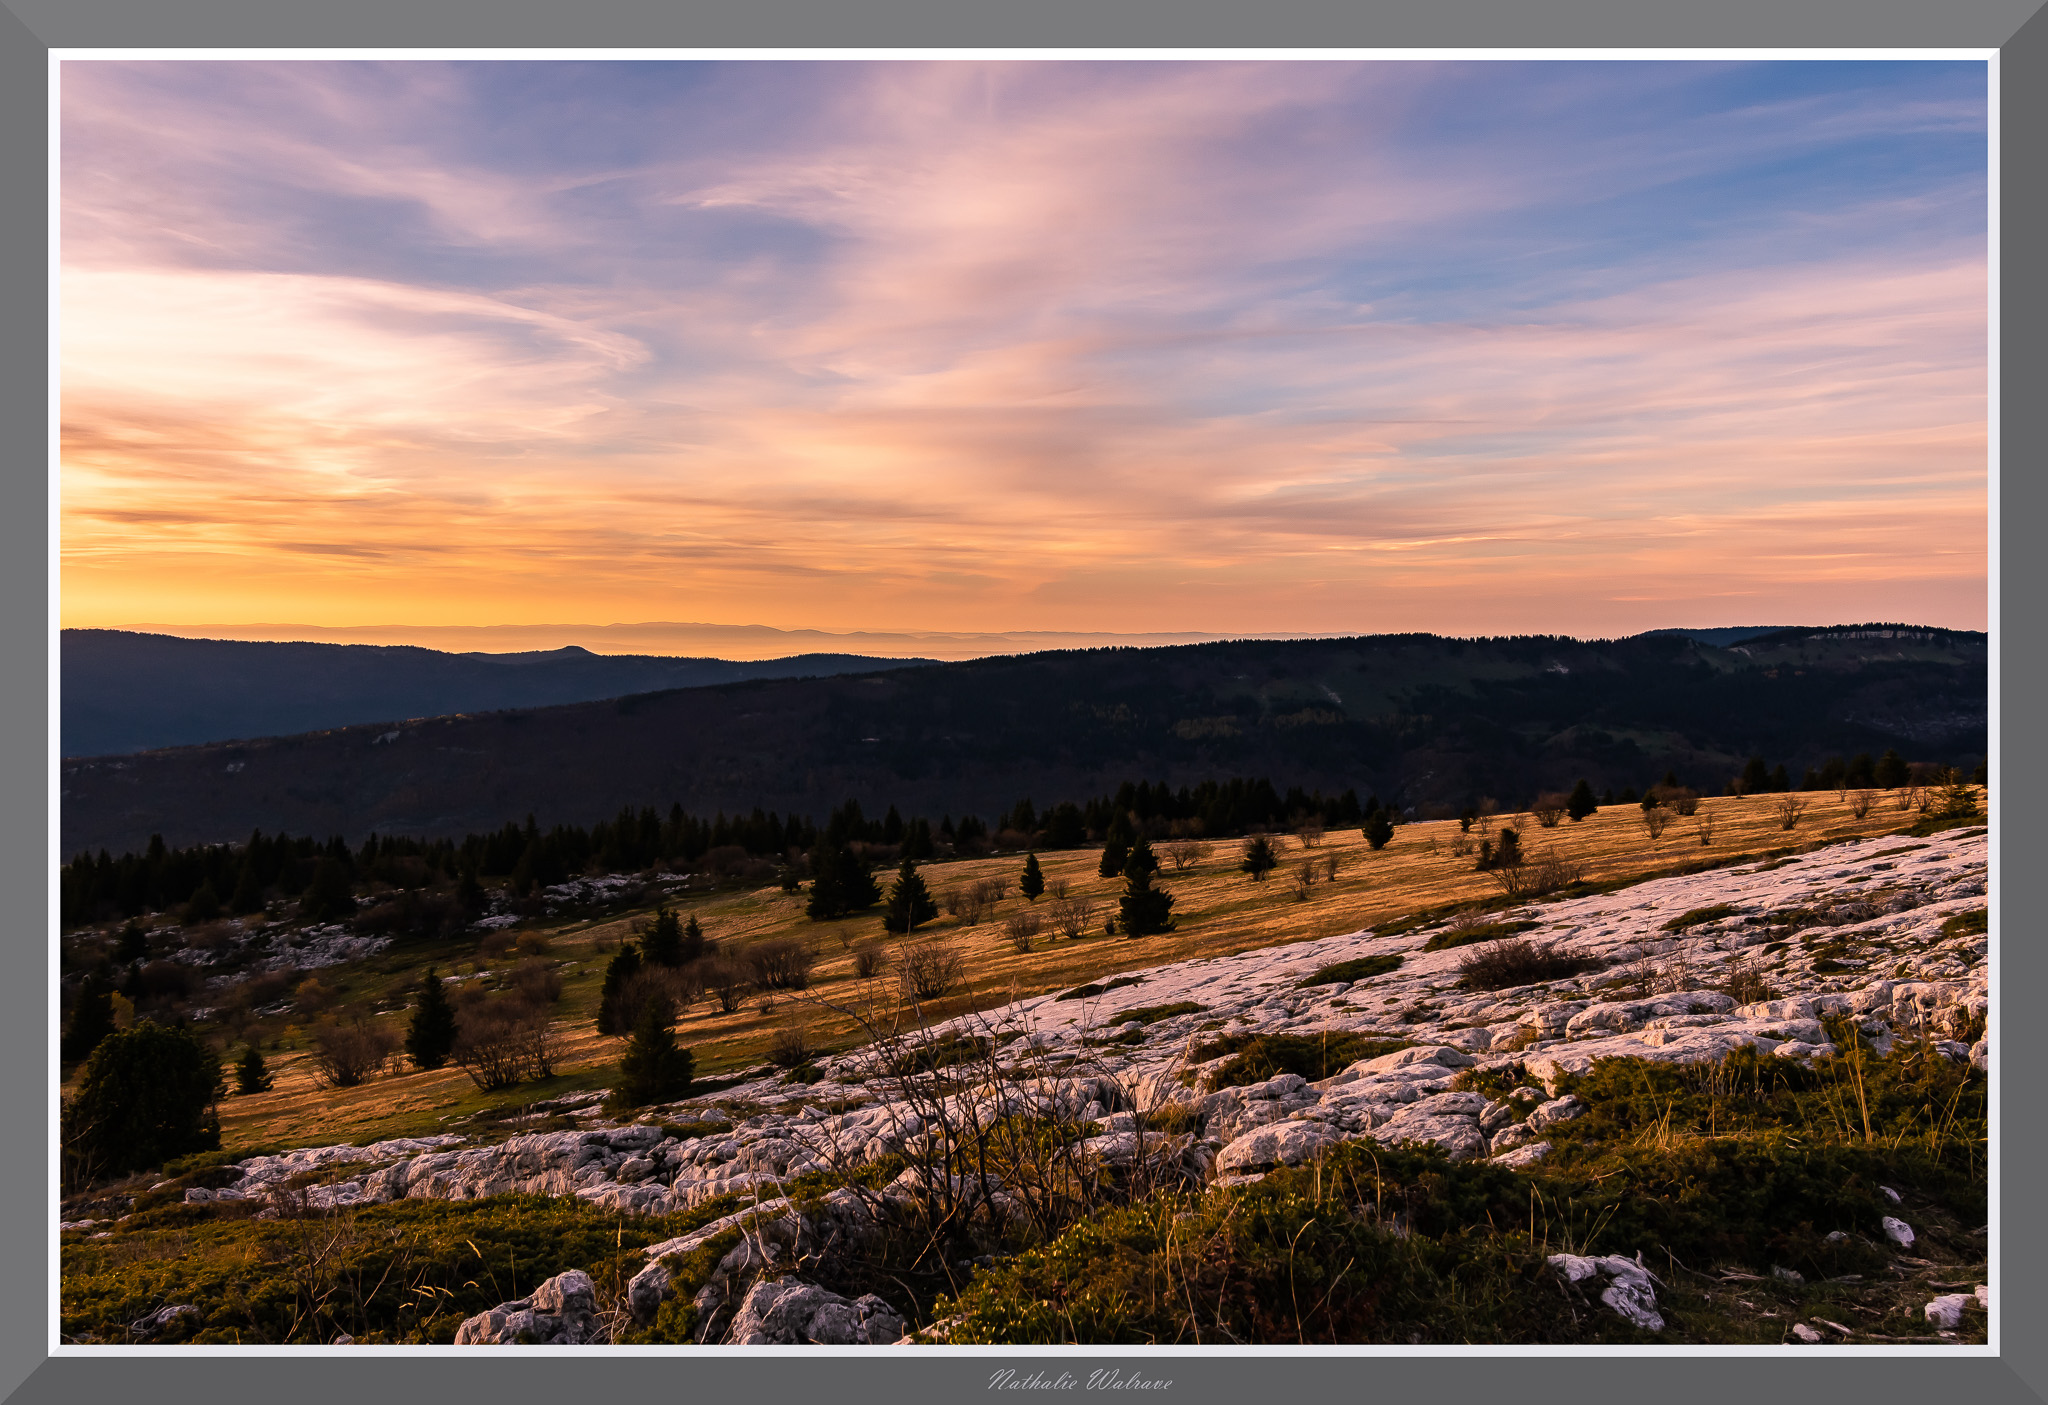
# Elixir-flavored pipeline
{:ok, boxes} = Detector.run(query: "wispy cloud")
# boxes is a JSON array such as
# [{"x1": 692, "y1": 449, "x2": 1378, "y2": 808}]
[{"x1": 60, "y1": 59, "x2": 1987, "y2": 637}]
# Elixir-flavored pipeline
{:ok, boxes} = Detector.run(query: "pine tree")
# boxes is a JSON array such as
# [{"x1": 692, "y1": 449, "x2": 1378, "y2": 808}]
[
  {"x1": 1875, "y1": 749, "x2": 1910, "y2": 789},
  {"x1": 405, "y1": 967, "x2": 459, "y2": 1070},
  {"x1": 808, "y1": 843, "x2": 880, "y2": 920},
  {"x1": 596, "y1": 943, "x2": 643, "y2": 1036},
  {"x1": 300, "y1": 857, "x2": 355, "y2": 924},
  {"x1": 235, "y1": 1044, "x2": 274, "y2": 1095},
  {"x1": 182, "y1": 882, "x2": 221, "y2": 925},
  {"x1": 1124, "y1": 837, "x2": 1159, "y2": 879},
  {"x1": 228, "y1": 862, "x2": 265, "y2": 915},
  {"x1": 1119, "y1": 865, "x2": 1175, "y2": 937},
  {"x1": 883, "y1": 860, "x2": 939, "y2": 936},
  {"x1": 1018, "y1": 852, "x2": 1045, "y2": 902},
  {"x1": 610, "y1": 1001, "x2": 694, "y2": 1111},
  {"x1": 115, "y1": 921, "x2": 149, "y2": 966},
  {"x1": 1739, "y1": 756, "x2": 1772, "y2": 795},
  {"x1": 643, "y1": 906, "x2": 684, "y2": 966},
  {"x1": 61, "y1": 974, "x2": 117, "y2": 1065},
  {"x1": 1362, "y1": 810, "x2": 1394, "y2": 851},
  {"x1": 1240, "y1": 835, "x2": 1278, "y2": 882},
  {"x1": 679, "y1": 913, "x2": 706, "y2": 964},
  {"x1": 456, "y1": 864, "x2": 485, "y2": 919},
  {"x1": 1098, "y1": 837, "x2": 1129, "y2": 879},
  {"x1": 1768, "y1": 764, "x2": 1791, "y2": 794}
]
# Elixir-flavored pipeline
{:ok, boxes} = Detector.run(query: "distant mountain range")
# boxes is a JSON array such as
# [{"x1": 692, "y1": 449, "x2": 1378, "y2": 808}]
[
  {"x1": 59, "y1": 625, "x2": 1986, "y2": 857},
  {"x1": 62, "y1": 630, "x2": 939, "y2": 757}
]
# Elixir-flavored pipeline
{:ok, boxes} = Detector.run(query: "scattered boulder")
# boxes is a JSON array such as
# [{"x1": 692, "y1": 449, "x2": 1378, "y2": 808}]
[
  {"x1": 453, "y1": 1269, "x2": 604, "y2": 1345},
  {"x1": 1881, "y1": 1216, "x2": 1915, "y2": 1247},
  {"x1": 1216, "y1": 1118, "x2": 1342, "y2": 1173},
  {"x1": 723, "y1": 1277, "x2": 904, "y2": 1345},
  {"x1": 1924, "y1": 1294, "x2": 1973, "y2": 1331},
  {"x1": 1790, "y1": 1323, "x2": 1822, "y2": 1343},
  {"x1": 1548, "y1": 1253, "x2": 1664, "y2": 1332}
]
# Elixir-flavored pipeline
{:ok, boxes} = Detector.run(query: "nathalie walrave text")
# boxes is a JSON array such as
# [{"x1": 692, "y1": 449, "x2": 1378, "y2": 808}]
[{"x1": 990, "y1": 1370, "x2": 1173, "y2": 1392}]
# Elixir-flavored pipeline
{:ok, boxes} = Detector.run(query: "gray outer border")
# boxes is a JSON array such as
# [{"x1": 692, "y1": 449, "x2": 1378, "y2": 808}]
[{"x1": 5, "y1": 3, "x2": 2038, "y2": 1402}]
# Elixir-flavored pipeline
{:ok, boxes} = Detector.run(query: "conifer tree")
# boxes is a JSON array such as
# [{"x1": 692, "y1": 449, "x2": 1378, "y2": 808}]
[
  {"x1": 456, "y1": 864, "x2": 486, "y2": 919},
  {"x1": 1099, "y1": 811, "x2": 1136, "y2": 879},
  {"x1": 1739, "y1": 756, "x2": 1772, "y2": 795},
  {"x1": 235, "y1": 1044, "x2": 274, "y2": 1095},
  {"x1": 679, "y1": 913, "x2": 706, "y2": 964},
  {"x1": 1875, "y1": 748, "x2": 1910, "y2": 789},
  {"x1": 115, "y1": 921, "x2": 149, "y2": 967},
  {"x1": 596, "y1": 942, "x2": 643, "y2": 1036},
  {"x1": 1240, "y1": 835, "x2": 1278, "y2": 882},
  {"x1": 300, "y1": 857, "x2": 355, "y2": 924},
  {"x1": 1019, "y1": 852, "x2": 1045, "y2": 902},
  {"x1": 182, "y1": 882, "x2": 221, "y2": 925},
  {"x1": 1362, "y1": 809, "x2": 1394, "y2": 851},
  {"x1": 643, "y1": 906, "x2": 684, "y2": 966},
  {"x1": 405, "y1": 967, "x2": 459, "y2": 1070},
  {"x1": 610, "y1": 1001, "x2": 694, "y2": 1111},
  {"x1": 61, "y1": 974, "x2": 116, "y2": 1065},
  {"x1": 1119, "y1": 865, "x2": 1175, "y2": 937},
  {"x1": 228, "y1": 862, "x2": 265, "y2": 916},
  {"x1": 883, "y1": 860, "x2": 940, "y2": 936},
  {"x1": 1124, "y1": 836, "x2": 1160, "y2": 880}
]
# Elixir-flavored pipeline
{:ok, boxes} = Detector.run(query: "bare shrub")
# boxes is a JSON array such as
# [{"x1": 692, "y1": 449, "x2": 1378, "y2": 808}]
[
  {"x1": 1321, "y1": 852, "x2": 1341, "y2": 884},
  {"x1": 292, "y1": 977, "x2": 334, "y2": 1015},
  {"x1": 852, "y1": 943, "x2": 889, "y2": 980},
  {"x1": 1295, "y1": 821, "x2": 1325, "y2": 849},
  {"x1": 508, "y1": 957, "x2": 562, "y2": 1006},
  {"x1": 1719, "y1": 958, "x2": 1778, "y2": 1007},
  {"x1": 1896, "y1": 784, "x2": 1920, "y2": 812},
  {"x1": 1046, "y1": 877, "x2": 1071, "y2": 901},
  {"x1": 1641, "y1": 807, "x2": 1671, "y2": 842},
  {"x1": 1048, "y1": 894, "x2": 1097, "y2": 941},
  {"x1": 1473, "y1": 799, "x2": 1499, "y2": 837},
  {"x1": 453, "y1": 997, "x2": 553, "y2": 1090},
  {"x1": 1002, "y1": 910, "x2": 1042, "y2": 953},
  {"x1": 1162, "y1": 838, "x2": 1210, "y2": 872},
  {"x1": 310, "y1": 1017, "x2": 398, "y2": 1089},
  {"x1": 747, "y1": 937, "x2": 818, "y2": 991},
  {"x1": 478, "y1": 930, "x2": 514, "y2": 962},
  {"x1": 1449, "y1": 833, "x2": 1474, "y2": 858},
  {"x1": 769, "y1": 1024, "x2": 813, "y2": 1070},
  {"x1": 1457, "y1": 939, "x2": 1598, "y2": 991},
  {"x1": 1291, "y1": 860, "x2": 1319, "y2": 902},
  {"x1": 1492, "y1": 850, "x2": 1583, "y2": 900},
  {"x1": 1695, "y1": 810, "x2": 1717, "y2": 846},
  {"x1": 512, "y1": 931, "x2": 552, "y2": 957},
  {"x1": 1848, "y1": 789, "x2": 1875, "y2": 819},
  {"x1": 703, "y1": 958, "x2": 748, "y2": 1014},
  {"x1": 1774, "y1": 795, "x2": 1809, "y2": 830},
  {"x1": 1664, "y1": 787, "x2": 1701, "y2": 817},
  {"x1": 606, "y1": 967, "x2": 692, "y2": 1034},
  {"x1": 899, "y1": 939, "x2": 965, "y2": 1002},
  {"x1": 1531, "y1": 793, "x2": 1568, "y2": 828}
]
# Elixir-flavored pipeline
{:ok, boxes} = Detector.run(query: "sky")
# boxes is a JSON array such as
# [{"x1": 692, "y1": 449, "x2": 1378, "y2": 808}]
[{"x1": 59, "y1": 59, "x2": 1990, "y2": 648}]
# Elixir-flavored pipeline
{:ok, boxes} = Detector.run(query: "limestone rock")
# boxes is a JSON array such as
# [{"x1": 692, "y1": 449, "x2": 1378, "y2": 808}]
[
  {"x1": 453, "y1": 1270, "x2": 604, "y2": 1345},
  {"x1": 1215, "y1": 1118, "x2": 1341, "y2": 1173},
  {"x1": 1881, "y1": 1216, "x2": 1915, "y2": 1247},
  {"x1": 723, "y1": 1277, "x2": 904, "y2": 1345},
  {"x1": 1548, "y1": 1253, "x2": 1664, "y2": 1332},
  {"x1": 1490, "y1": 1140, "x2": 1551, "y2": 1168},
  {"x1": 1924, "y1": 1294, "x2": 1973, "y2": 1331}
]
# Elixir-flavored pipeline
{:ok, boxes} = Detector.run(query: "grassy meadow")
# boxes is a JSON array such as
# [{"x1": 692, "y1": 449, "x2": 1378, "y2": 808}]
[{"x1": 150, "y1": 789, "x2": 1952, "y2": 1155}]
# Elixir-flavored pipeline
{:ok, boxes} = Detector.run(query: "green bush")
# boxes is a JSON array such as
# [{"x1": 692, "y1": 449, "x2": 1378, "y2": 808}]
[
  {"x1": 1663, "y1": 904, "x2": 1741, "y2": 932},
  {"x1": 1056, "y1": 976, "x2": 1144, "y2": 1002},
  {"x1": 63, "y1": 1021, "x2": 222, "y2": 1189},
  {"x1": 1296, "y1": 954, "x2": 1403, "y2": 987},
  {"x1": 1190, "y1": 1031, "x2": 1414, "y2": 1089},
  {"x1": 1421, "y1": 921, "x2": 1538, "y2": 953}
]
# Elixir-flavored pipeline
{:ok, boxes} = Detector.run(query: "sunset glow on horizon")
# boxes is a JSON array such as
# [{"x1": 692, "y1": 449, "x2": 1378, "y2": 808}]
[{"x1": 60, "y1": 59, "x2": 1990, "y2": 642}]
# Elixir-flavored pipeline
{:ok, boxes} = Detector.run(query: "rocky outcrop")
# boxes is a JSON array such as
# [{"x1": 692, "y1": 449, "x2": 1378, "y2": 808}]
[
  {"x1": 453, "y1": 1270, "x2": 604, "y2": 1345},
  {"x1": 724, "y1": 1278, "x2": 904, "y2": 1345}
]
